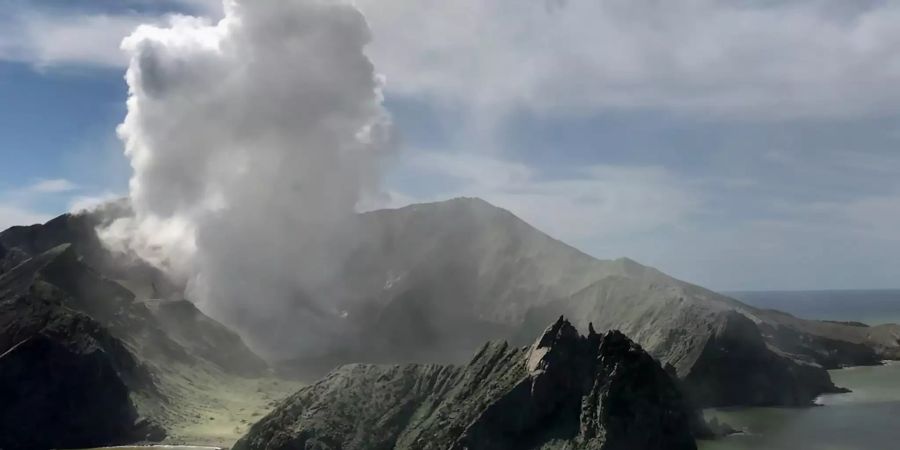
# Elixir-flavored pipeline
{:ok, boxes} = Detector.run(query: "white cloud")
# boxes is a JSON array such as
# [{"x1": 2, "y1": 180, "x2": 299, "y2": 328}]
[
  {"x1": 0, "y1": 180, "x2": 81, "y2": 230},
  {"x1": 6, "y1": 1, "x2": 900, "y2": 120},
  {"x1": 0, "y1": 205, "x2": 49, "y2": 230},
  {"x1": 28, "y1": 14, "x2": 148, "y2": 68},
  {"x1": 356, "y1": 0, "x2": 900, "y2": 119},
  {"x1": 629, "y1": 204, "x2": 900, "y2": 291},
  {"x1": 26, "y1": 178, "x2": 78, "y2": 194},
  {"x1": 803, "y1": 192, "x2": 900, "y2": 244},
  {"x1": 0, "y1": 13, "x2": 153, "y2": 68},
  {"x1": 0, "y1": 2, "x2": 220, "y2": 68},
  {"x1": 394, "y1": 151, "x2": 699, "y2": 242},
  {"x1": 384, "y1": 148, "x2": 900, "y2": 291}
]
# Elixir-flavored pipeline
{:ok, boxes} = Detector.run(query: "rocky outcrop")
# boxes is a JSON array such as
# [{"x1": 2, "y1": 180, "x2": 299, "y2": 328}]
[
  {"x1": 680, "y1": 312, "x2": 844, "y2": 406},
  {"x1": 235, "y1": 318, "x2": 702, "y2": 450}
]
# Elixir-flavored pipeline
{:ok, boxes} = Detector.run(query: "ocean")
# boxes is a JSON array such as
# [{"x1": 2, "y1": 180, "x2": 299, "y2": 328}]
[
  {"x1": 728, "y1": 289, "x2": 900, "y2": 326},
  {"x1": 699, "y1": 289, "x2": 900, "y2": 450}
]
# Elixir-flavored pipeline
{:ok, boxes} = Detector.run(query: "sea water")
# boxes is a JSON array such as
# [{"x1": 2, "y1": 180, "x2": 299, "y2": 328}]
[
  {"x1": 701, "y1": 289, "x2": 900, "y2": 450},
  {"x1": 699, "y1": 362, "x2": 900, "y2": 450}
]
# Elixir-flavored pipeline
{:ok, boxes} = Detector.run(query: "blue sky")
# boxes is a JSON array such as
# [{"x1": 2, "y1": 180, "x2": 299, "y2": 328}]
[{"x1": 2, "y1": 0, "x2": 900, "y2": 291}]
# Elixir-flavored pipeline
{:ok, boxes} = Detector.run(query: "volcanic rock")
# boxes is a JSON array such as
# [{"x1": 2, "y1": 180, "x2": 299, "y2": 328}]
[
  {"x1": 280, "y1": 198, "x2": 897, "y2": 407},
  {"x1": 235, "y1": 318, "x2": 703, "y2": 450}
]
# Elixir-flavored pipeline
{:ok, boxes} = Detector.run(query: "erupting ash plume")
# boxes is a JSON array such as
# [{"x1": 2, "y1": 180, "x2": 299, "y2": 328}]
[{"x1": 100, "y1": 0, "x2": 394, "y2": 355}]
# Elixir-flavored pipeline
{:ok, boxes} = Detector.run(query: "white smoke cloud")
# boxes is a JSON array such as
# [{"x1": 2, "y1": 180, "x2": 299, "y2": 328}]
[
  {"x1": 68, "y1": 192, "x2": 122, "y2": 214},
  {"x1": 100, "y1": 0, "x2": 393, "y2": 355}
]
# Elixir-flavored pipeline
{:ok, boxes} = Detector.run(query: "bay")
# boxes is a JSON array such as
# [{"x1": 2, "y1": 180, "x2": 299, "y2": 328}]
[{"x1": 701, "y1": 288, "x2": 900, "y2": 450}]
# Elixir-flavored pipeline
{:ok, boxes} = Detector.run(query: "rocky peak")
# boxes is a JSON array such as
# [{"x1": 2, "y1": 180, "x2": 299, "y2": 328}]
[
  {"x1": 520, "y1": 317, "x2": 701, "y2": 449},
  {"x1": 236, "y1": 318, "x2": 703, "y2": 450},
  {"x1": 525, "y1": 315, "x2": 582, "y2": 373}
]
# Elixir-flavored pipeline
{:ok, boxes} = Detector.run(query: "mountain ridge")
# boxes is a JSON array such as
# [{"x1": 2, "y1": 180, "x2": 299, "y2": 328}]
[
  {"x1": 0, "y1": 221, "x2": 276, "y2": 448},
  {"x1": 3, "y1": 197, "x2": 898, "y2": 410},
  {"x1": 235, "y1": 317, "x2": 706, "y2": 450},
  {"x1": 281, "y1": 197, "x2": 899, "y2": 407}
]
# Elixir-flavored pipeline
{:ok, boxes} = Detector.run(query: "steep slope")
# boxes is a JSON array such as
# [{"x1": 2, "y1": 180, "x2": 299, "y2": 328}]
[
  {"x1": 0, "y1": 202, "x2": 180, "y2": 298},
  {"x1": 0, "y1": 242, "x2": 28, "y2": 274},
  {"x1": 0, "y1": 212, "x2": 265, "y2": 375},
  {"x1": 0, "y1": 217, "x2": 274, "y2": 448},
  {"x1": 281, "y1": 198, "x2": 648, "y2": 367},
  {"x1": 2, "y1": 244, "x2": 191, "y2": 364},
  {"x1": 146, "y1": 298, "x2": 268, "y2": 377},
  {"x1": 283, "y1": 198, "x2": 896, "y2": 407},
  {"x1": 235, "y1": 318, "x2": 703, "y2": 450},
  {"x1": 0, "y1": 245, "x2": 164, "y2": 449},
  {"x1": 0, "y1": 334, "x2": 150, "y2": 450}
]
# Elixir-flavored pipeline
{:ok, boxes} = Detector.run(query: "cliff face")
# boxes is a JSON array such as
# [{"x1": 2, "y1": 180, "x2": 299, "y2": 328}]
[
  {"x1": 680, "y1": 312, "x2": 843, "y2": 406},
  {"x1": 235, "y1": 318, "x2": 702, "y2": 450}
]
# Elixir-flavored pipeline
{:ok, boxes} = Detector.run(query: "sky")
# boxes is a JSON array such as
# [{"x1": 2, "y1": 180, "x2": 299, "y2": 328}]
[{"x1": 1, "y1": 0, "x2": 899, "y2": 291}]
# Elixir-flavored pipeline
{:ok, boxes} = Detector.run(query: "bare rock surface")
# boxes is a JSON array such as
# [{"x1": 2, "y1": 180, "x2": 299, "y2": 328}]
[{"x1": 235, "y1": 318, "x2": 702, "y2": 450}]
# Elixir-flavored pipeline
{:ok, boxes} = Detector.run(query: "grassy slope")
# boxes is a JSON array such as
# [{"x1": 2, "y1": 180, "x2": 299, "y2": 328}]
[{"x1": 140, "y1": 362, "x2": 301, "y2": 447}]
